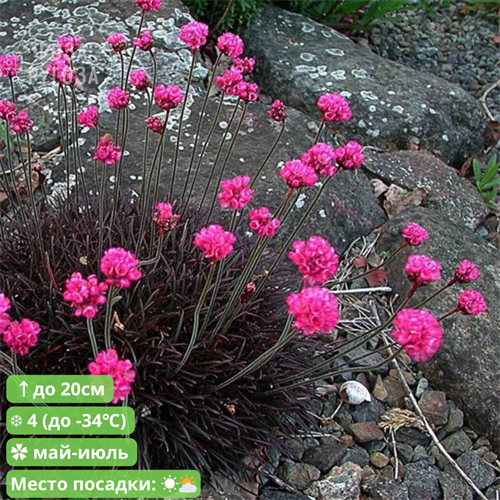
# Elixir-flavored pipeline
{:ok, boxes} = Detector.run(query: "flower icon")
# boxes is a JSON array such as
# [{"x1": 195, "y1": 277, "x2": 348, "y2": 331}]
[
  {"x1": 11, "y1": 443, "x2": 28, "y2": 461},
  {"x1": 10, "y1": 415, "x2": 22, "y2": 427}
]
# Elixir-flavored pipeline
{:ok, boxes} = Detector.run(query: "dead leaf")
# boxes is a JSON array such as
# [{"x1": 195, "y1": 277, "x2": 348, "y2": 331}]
[
  {"x1": 371, "y1": 178, "x2": 389, "y2": 198},
  {"x1": 365, "y1": 268, "x2": 388, "y2": 287},
  {"x1": 383, "y1": 185, "x2": 427, "y2": 217},
  {"x1": 353, "y1": 255, "x2": 367, "y2": 268},
  {"x1": 493, "y1": 35, "x2": 500, "y2": 44}
]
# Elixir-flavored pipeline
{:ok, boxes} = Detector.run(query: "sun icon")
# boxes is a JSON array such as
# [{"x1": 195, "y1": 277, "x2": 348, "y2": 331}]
[
  {"x1": 163, "y1": 475, "x2": 176, "y2": 492},
  {"x1": 178, "y1": 475, "x2": 197, "y2": 493}
]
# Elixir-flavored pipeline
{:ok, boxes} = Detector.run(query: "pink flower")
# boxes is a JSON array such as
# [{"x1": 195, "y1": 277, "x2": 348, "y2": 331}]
[
  {"x1": 267, "y1": 100, "x2": 287, "y2": 122},
  {"x1": 78, "y1": 105, "x2": 99, "y2": 129},
  {"x1": 0, "y1": 293, "x2": 11, "y2": 334},
  {"x1": 234, "y1": 81, "x2": 259, "y2": 103},
  {"x1": 248, "y1": 207, "x2": 281, "y2": 238},
  {"x1": 391, "y1": 309, "x2": 443, "y2": 362},
  {"x1": 133, "y1": 30, "x2": 154, "y2": 51},
  {"x1": 405, "y1": 255, "x2": 442, "y2": 286},
  {"x1": 457, "y1": 290, "x2": 487, "y2": 316},
  {"x1": 218, "y1": 175, "x2": 254, "y2": 210},
  {"x1": 280, "y1": 160, "x2": 318, "y2": 189},
  {"x1": 154, "y1": 84, "x2": 184, "y2": 111},
  {"x1": 3, "y1": 319, "x2": 41, "y2": 357},
  {"x1": 46, "y1": 53, "x2": 76, "y2": 85},
  {"x1": 179, "y1": 21, "x2": 209, "y2": 51},
  {"x1": 215, "y1": 68, "x2": 243, "y2": 95},
  {"x1": 100, "y1": 247, "x2": 143, "y2": 289},
  {"x1": 0, "y1": 99, "x2": 16, "y2": 121},
  {"x1": 0, "y1": 54, "x2": 20, "y2": 78},
  {"x1": 130, "y1": 69, "x2": 150, "y2": 91},
  {"x1": 0, "y1": 293, "x2": 10, "y2": 314},
  {"x1": 301, "y1": 143, "x2": 338, "y2": 176},
  {"x1": 317, "y1": 93, "x2": 351, "y2": 122},
  {"x1": 154, "y1": 202, "x2": 180, "y2": 233},
  {"x1": 402, "y1": 222, "x2": 428, "y2": 246},
  {"x1": 233, "y1": 57, "x2": 255, "y2": 75},
  {"x1": 193, "y1": 225, "x2": 236, "y2": 261},
  {"x1": 107, "y1": 87, "x2": 130, "y2": 109},
  {"x1": 63, "y1": 273, "x2": 108, "y2": 319},
  {"x1": 289, "y1": 236, "x2": 340, "y2": 286},
  {"x1": 57, "y1": 35, "x2": 81, "y2": 55},
  {"x1": 107, "y1": 33, "x2": 127, "y2": 52},
  {"x1": 454, "y1": 260, "x2": 480, "y2": 283},
  {"x1": 88, "y1": 349, "x2": 135, "y2": 404},
  {"x1": 135, "y1": 0, "x2": 162, "y2": 11},
  {"x1": 94, "y1": 135, "x2": 122, "y2": 165},
  {"x1": 286, "y1": 287, "x2": 340, "y2": 335},
  {"x1": 334, "y1": 141, "x2": 364, "y2": 170},
  {"x1": 145, "y1": 115, "x2": 165, "y2": 134},
  {"x1": 217, "y1": 32, "x2": 244, "y2": 59},
  {"x1": 9, "y1": 111, "x2": 33, "y2": 133}
]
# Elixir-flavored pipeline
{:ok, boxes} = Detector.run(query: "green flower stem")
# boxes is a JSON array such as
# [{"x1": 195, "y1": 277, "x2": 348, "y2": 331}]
[
  {"x1": 97, "y1": 159, "x2": 108, "y2": 267},
  {"x1": 139, "y1": 234, "x2": 164, "y2": 267},
  {"x1": 86, "y1": 318, "x2": 99, "y2": 358},
  {"x1": 124, "y1": 12, "x2": 145, "y2": 90},
  {"x1": 104, "y1": 286, "x2": 116, "y2": 350},
  {"x1": 12, "y1": 352, "x2": 18, "y2": 375},
  {"x1": 56, "y1": 84, "x2": 72, "y2": 207},
  {"x1": 181, "y1": 53, "x2": 222, "y2": 201},
  {"x1": 174, "y1": 262, "x2": 217, "y2": 375}
]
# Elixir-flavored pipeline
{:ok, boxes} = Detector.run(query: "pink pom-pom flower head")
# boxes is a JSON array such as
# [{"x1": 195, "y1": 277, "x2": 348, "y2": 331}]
[
  {"x1": 248, "y1": 207, "x2": 281, "y2": 238},
  {"x1": 154, "y1": 202, "x2": 180, "y2": 234},
  {"x1": 100, "y1": 248, "x2": 143, "y2": 289},
  {"x1": 402, "y1": 222, "x2": 428, "y2": 246},
  {"x1": 63, "y1": 273, "x2": 108, "y2": 319},
  {"x1": 145, "y1": 115, "x2": 165, "y2": 134},
  {"x1": 301, "y1": 143, "x2": 338, "y2": 177},
  {"x1": 135, "y1": 0, "x2": 162, "y2": 12},
  {"x1": 268, "y1": 99, "x2": 287, "y2": 122},
  {"x1": 9, "y1": 111, "x2": 33, "y2": 133},
  {"x1": 179, "y1": 21, "x2": 209, "y2": 51},
  {"x1": 78, "y1": 105, "x2": 99, "y2": 129},
  {"x1": 233, "y1": 57, "x2": 255, "y2": 76},
  {"x1": 0, "y1": 293, "x2": 11, "y2": 334},
  {"x1": 218, "y1": 175, "x2": 254, "y2": 210},
  {"x1": 193, "y1": 225, "x2": 236, "y2": 262},
  {"x1": 107, "y1": 87, "x2": 130, "y2": 109},
  {"x1": 3, "y1": 319, "x2": 41, "y2": 357},
  {"x1": 391, "y1": 309, "x2": 443, "y2": 362},
  {"x1": 46, "y1": 53, "x2": 76, "y2": 86},
  {"x1": 217, "y1": 32, "x2": 244, "y2": 59},
  {"x1": 0, "y1": 54, "x2": 20, "y2": 78},
  {"x1": 280, "y1": 160, "x2": 318, "y2": 189},
  {"x1": 0, "y1": 99, "x2": 16, "y2": 121},
  {"x1": 289, "y1": 236, "x2": 340, "y2": 286},
  {"x1": 334, "y1": 141, "x2": 364, "y2": 170},
  {"x1": 405, "y1": 255, "x2": 441, "y2": 286},
  {"x1": 154, "y1": 84, "x2": 184, "y2": 111},
  {"x1": 130, "y1": 69, "x2": 150, "y2": 91},
  {"x1": 57, "y1": 35, "x2": 81, "y2": 56},
  {"x1": 234, "y1": 81, "x2": 259, "y2": 103},
  {"x1": 107, "y1": 33, "x2": 127, "y2": 53},
  {"x1": 317, "y1": 93, "x2": 351, "y2": 122},
  {"x1": 454, "y1": 260, "x2": 480, "y2": 284},
  {"x1": 94, "y1": 135, "x2": 121, "y2": 165},
  {"x1": 88, "y1": 349, "x2": 135, "y2": 404},
  {"x1": 286, "y1": 287, "x2": 340, "y2": 335},
  {"x1": 215, "y1": 68, "x2": 243, "y2": 96},
  {"x1": 457, "y1": 290, "x2": 487, "y2": 316},
  {"x1": 133, "y1": 30, "x2": 154, "y2": 51}
]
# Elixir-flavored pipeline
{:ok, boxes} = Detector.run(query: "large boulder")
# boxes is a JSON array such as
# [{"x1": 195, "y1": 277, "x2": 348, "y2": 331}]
[
  {"x1": 244, "y1": 7, "x2": 486, "y2": 167},
  {"x1": 376, "y1": 207, "x2": 500, "y2": 453}
]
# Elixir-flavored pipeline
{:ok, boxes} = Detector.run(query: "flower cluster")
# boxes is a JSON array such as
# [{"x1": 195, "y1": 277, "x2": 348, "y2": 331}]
[
  {"x1": 218, "y1": 175, "x2": 254, "y2": 210},
  {"x1": 135, "y1": 0, "x2": 162, "y2": 12},
  {"x1": 145, "y1": 115, "x2": 165, "y2": 134},
  {"x1": 130, "y1": 69, "x2": 150, "y2": 91},
  {"x1": 107, "y1": 33, "x2": 127, "y2": 52},
  {"x1": 215, "y1": 68, "x2": 243, "y2": 95},
  {"x1": 179, "y1": 21, "x2": 209, "y2": 51},
  {"x1": 10, "y1": 111, "x2": 33, "y2": 134},
  {"x1": 334, "y1": 141, "x2": 364, "y2": 170},
  {"x1": 234, "y1": 81, "x2": 259, "y2": 103},
  {"x1": 301, "y1": 143, "x2": 338, "y2": 177},
  {"x1": 108, "y1": 87, "x2": 130, "y2": 109},
  {"x1": 405, "y1": 255, "x2": 442, "y2": 286},
  {"x1": 46, "y1": 53, "x2": 76, "y2": 86},
  {"x1": 391, "y1": 309, "x2": 443, "y2": 362},
  {"x1": 0, "y1": 54, "x2": 20, "y2": 78},
  {"x1": 89, "y1": 349, "x2": 135, "y2": 403},
  {"x1": 286, "y1": 287, "x2": 339, "y2": 335},
  {"x1": 154, "y1": 84, "x2": 184, "y2": 111},
  {"x1": 0, "y1": 99, "x2": 15, "y2": 121},
  {"x1": 100, "y1": 248, "x2": 142, "y2": 289},
  {"x1": 454, "y1": 260, "x2": 480, "y2": 283},
  {"x1": 402, "y1": 222, "x2": 428, "y2": 246},
  {"x1": 217, "y1": 32, "x2": 244, "y2": 59},
  {"x1": 78, "y1": 105, "x2": 99, "y2": 129},
  {"x1": 317, "y1": 93, "x2": 351, "y2": 122},
  {"x1": 3, "y1": 319, "x2": 41, "y2": 357},
  {"x1": 194, "y1": 225, "x2": 236, "y2": 261},
  {"x1": 57, "y1": 35, "x2": 81, "y2": 56},
  {"x1": 280, "y1": 160, "x2": 317, "y2": 189},
  {"x1": 268, "y1": 99, "x2": 287, "y2": 122},
  {"x1": 248, "y1": 207, "x2": 281, "y2": 238},
  {"x1": 289, "y1": 236, "x2": 339, "y2": 286},
  {"x1": 457, "y1": 290, "x2": 487, "y2": 316},
  {"x1": 154, "y1": 203, "x2": 181, "y2": 234},
  {"x1": 133, "y1": 30, "x2": 154, "y2": 51},
  {"x1": 0, "y1": 293, "x2": 11, "y2": 333},
  {"x1": 63, "y1": 273, "x2": 108, "y2": 319},
  {"x1": 94, "y1": 135, "x2": 122, "y2": 164},
  {"x1": 233, "y1": 57, "x2": 255, "y2": 76}
]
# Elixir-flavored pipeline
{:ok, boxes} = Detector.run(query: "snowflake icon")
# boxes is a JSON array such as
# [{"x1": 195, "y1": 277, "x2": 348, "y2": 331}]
[
  {"x1": 10, "y1": 415, "x2": 22, "y2": 427},
  {"x1": 11, "y1": 443, "x2": 28, "y2": 461}
]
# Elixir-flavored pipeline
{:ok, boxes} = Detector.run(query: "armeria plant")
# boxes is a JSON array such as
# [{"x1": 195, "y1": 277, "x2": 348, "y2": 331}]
[{"x1": 0, "y1": 0, "x2": 487, "y2": 479}]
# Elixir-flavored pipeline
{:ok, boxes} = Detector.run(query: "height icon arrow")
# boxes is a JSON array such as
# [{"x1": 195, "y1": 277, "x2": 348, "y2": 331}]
[{"x1": 19, "y1": 381, "x2": 28, "y2": 398}]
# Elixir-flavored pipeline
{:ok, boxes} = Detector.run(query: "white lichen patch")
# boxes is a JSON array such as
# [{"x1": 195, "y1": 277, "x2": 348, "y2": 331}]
[
  {"x1": 295, "y1": 193, "x2": 307, "y2": 209},
  {"x1": 301, "y1": 22, "x2": 315, "y2": 33},
  {"x1": 325, "y1": 48, "x2": 344, "y2": 57},
  {"x1": 300, "y1": 52, "x2": 316, "y2": 62},
  {"x1": 392, "y1": 105, "x2": 404, "y2": 114},
  {"x1": 330, "y1": 70, "x2": 346, "y2": 81},
  {"x1": 352, "y1": 69, "x2": 369, "y2": 79},
  {"x1": 360, "y1": 91, "x2": 378, "y2": 101}
]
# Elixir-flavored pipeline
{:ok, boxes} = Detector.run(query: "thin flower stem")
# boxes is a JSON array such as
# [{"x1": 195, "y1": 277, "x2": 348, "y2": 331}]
[
  {"x1": 60, "y1": 85, "x2": 78, "y2": 204},
  {"x1": 439, "y1": 308, "x2": 459, "y2": 322},
  {"x1": 124, "y1": 12, "x2": 145, "y2": 90},
  {"x1": 174, "y1": 262, "x2": 217, "y2": 374},
  {"x1": 206, "y1": 102, "x2": 248, "y2": 222},
  {"x1": 119, "y1": 52, "x2": 125, "y2": 89},
  {"x1": 12, "y1": 353, "x2": 18, "y2": 375},
  {"x1": 104, "y1": 286, "x2": 116, "y2": 350},
  {"x1": 86, "y1": 318, "x2": 99, "y2": 358},
  {"x1": 57, "y1": 85, "x2": 72, "y2": 207},
  {"x1": 93, "y1": 127, "x2": 100, "y2": 200},
  {"x1": 98, "y1": 161, "x2": 107, "y2": 266},
  {"x1": 139, "y1": 234, "x2": 164, "y2": 267},
  {"x1": 181, "y1": 53, "x2": 222, "y2": 201},
  {"x1": 170, "y1": 55, "x2": 196, "y2": 200},
  {"x1": 313, "y1": 121, "x2": 325, "y2": 144}
]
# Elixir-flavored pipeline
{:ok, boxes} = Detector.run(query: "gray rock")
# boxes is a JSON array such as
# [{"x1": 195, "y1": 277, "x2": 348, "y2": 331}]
[
  {"x1": 259, "y1": 490, "x2": 309, "y2": 500},
  {"x1": 276, "y1": 460, "x2": 321, "y2": 491},
  {"x1": 395, "y1": 427, "x2": 431, "y2": 448},
  {"x1": 302, "y1": 443, "x2": 346, "y2": 473},
  {"x1": 198, "y1": 486, "x2": 242, "y2": 500},
  {"x1": 283, "y1": 439, "x2": 305, "y2": 461},
  {"x1": 443, "y1": 408, "x2": 464, "y2": 435},
  {"x1": 441, "y1": 430, "x2": 473, "y2": 458},
  {"x1": 383, "y1": 376, "x2": 406, "y2": 407},
  {"x1": 244, "y1": 7, "x2": 486, "y2": 167},
  {"x1": 403, "y1": 462, "x2": 441, "y2": 500},
  {"x1": 454, "y1": 451, "x2": 497, "y2": 490},
  {"x1": 352, "y1": 399, "x2": 386, "y2": 423},
  {"x1": 363, "y1": 150, "x2": 488, "y2": 230},
  {"x1": 370, "y1": 451, "x2": 390, "y2": 469},
  {"x1": 397, "y1": 443, "x2": 414, "y2": 464},
  {"x1": 439, "y1": 471, "x2": 473, "y2": 500},
  {"x1": 304, "y1": 461, "x2": 362, "y2": 500},
  {"x1": 376, "y1": 207, "x2": 500, "y2": 453},
  {"x1": 418, "y1": 391, "x2": 449, "y2": 428},
  {"x1": 340, "y1": 446, "x2": 370, "y2": 468},
  {"x1": 349, "y1": 422, "x2": 384, "y2": 443},
  {"x1": 362, "y1": 475, "x2": 410, "y2": 500}
]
